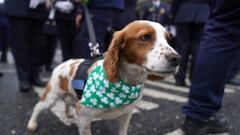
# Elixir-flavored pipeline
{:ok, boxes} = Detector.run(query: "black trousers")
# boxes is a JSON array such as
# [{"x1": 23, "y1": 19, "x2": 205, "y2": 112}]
[
  {"x1": 8, "y1": 17, "x2": 45, "y2": 84},
  {"x1": 57, "y1": 20, "x2": 76, "y2": 61},
  {"x1": 175, "y1": 23, "x2": 205, "y2": 83}
]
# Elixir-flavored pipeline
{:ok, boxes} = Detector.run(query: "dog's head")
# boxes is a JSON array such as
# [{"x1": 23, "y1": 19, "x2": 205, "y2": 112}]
[{"x1": 104, "y1": 21, "x2": 180, "y2": 82}]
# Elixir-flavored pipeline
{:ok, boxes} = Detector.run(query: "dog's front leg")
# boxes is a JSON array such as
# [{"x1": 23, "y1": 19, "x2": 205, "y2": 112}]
[{"x1": 117, "y1": 112, "x2": 133, "y2": 135}]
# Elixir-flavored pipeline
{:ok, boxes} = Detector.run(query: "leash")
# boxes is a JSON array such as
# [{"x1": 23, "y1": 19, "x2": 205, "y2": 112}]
[{"x1": 83, "y1": 4, "x2": 101, "y2": 57}]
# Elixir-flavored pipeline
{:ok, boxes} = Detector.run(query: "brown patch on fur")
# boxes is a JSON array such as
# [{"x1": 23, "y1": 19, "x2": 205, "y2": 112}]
[
  {"x1": 69, "y1": 61, "x2": 81, "y2": 77},
  {"x1": 59, "y1": 75, "x2": 69, "y2": 91},
  {"x1": 40, "y1": 83, "x2": 52, "y2": 101},
  {"x1": 147, "y1": 74, "x2": 165, "y2": 81}
]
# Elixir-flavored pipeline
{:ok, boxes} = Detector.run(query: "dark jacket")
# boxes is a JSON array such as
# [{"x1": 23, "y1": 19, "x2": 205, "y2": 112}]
[
  {"x1": 4, "y1": 0, "x2": 47, "y2": 19},
  {"x1": 171, "y1": 0, "x2": 210, "y2": 23},
  {"x1": 114, "y1": 0, "x2": 137, "y2": 29},
  {"x1": 88, "y1": 0, "x2": 124, "y2": 10}
]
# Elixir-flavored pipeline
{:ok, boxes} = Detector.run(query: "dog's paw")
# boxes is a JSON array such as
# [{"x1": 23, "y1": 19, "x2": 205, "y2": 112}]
[{"x1": 27, "y1": 121, "x2": 38, "y2": 132}]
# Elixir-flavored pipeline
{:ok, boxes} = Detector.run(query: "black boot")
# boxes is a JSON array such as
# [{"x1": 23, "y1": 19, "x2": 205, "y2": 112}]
[
  {"x1": 19, "y1": 81, "x2": 33, "y2": 92},
  {"x1": 182, "y1": 115, "x2": 229, "y2": 135}
]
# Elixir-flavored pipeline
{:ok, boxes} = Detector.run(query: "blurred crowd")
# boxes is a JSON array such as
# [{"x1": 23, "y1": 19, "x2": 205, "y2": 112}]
[{"x1": 0, "y1": 0, "x2": 239, "y2": 92}]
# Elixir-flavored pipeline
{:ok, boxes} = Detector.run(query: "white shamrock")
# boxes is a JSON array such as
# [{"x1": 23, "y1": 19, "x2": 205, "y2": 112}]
[
  {"x1": 101, "y1": 97, "x2": 109, "y2": 104},
  {"x1": 119, "y1": 93, "x2": 126, "y2": 98},
  {"x1": 104, "y1": 80, "x2": 109, "y2": 87},
  {"x1": 111, "y1": 88, "x2": 118, "y2": 93},
  {"x1": 90, "y1": 85, "x2": 96, "y2": 92},
  {"x1": 115, "y1": 82, "x2": 121, "y2": 88},
  {"x1": 106, "y1": 93, "x2": 114, "y2": 99},
  {"x1": 90, "y1": 98, "x2": 97, "y2": 106},
  {"x1": 115, "y1": 97, "x2": 123, "y2": 105},
  {"x1": 96, "y1": 91, "x2": 103, "y2": 97},
  {"x1": 95, "y1": 81, "x2": 100, "y2": 87},
  {"x1": 122, "y1": 86, "x2": 130, "y2": 94},
  {"x1": 86, "y1": 91, "x2": 91, "y2": 98},
  {"x1": 93, "y1": 72, "x2": 98, "y2": 79},
  {"x1": 88, "y1": 77, "x2": 93, "y2": 84},
  {"x1": 100, "y1": 88, "x2": 106, "y2": 94}
]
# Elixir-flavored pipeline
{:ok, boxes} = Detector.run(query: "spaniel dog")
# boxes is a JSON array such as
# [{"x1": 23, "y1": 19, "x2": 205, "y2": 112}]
[{"x1": 27, "y1": 20, "x2": 180, "y2": 135}]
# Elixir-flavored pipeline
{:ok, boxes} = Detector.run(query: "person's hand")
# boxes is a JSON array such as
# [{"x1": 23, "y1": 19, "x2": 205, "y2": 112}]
[
  {"x1": 75, "y1": 14, "x2": 82, "y2": 28},
  {"x1": 45, "y1": 0, "x2": 53, "y2": 9},
  {"x1": 55, "y1": 1, "x2": 74, "y2": 13}
]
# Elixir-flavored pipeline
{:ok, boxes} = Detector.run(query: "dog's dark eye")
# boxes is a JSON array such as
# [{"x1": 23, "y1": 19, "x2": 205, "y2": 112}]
[{"x1": 141, "y1": 34, "x2": 152, "y2": 41}]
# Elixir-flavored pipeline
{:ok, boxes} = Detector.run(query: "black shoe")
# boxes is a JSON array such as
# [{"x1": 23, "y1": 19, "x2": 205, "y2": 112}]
[
  {"x1": 31, "y1": 77, "x2": 47, "y2": 87},
  {"x1": 182, "y1": 116, "x2": 229, "y2": 135},
  {"x1": 226, "y1": 79, "x2": 240, "y2": 86},
  {"x1": 19, "y1": 82, "x2": 33, "y2": 92}
]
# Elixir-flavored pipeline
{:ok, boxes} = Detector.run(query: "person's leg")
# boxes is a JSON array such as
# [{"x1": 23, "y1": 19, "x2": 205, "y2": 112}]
[
  {"x1": 44, "y1": 34, "x2": 58, "y2": 71},
  {"x1": 174, "y1": 23, "x2": 191, "y2": 86},
  {"x1": 57, "y1": 20, "x2": 76, "y2": 61},
  {"x1": 8, "y1": 17, "x2": 32, "y2": 91},
  {"x1": 0, "y1": 26, "x2": 8, "y2": 63},
  {"x1": 29, "y1": 19, "x2": 47, "y2": 87},
  {"x1": 181, "y1": 19, "x2": 240, "y2": 134}
]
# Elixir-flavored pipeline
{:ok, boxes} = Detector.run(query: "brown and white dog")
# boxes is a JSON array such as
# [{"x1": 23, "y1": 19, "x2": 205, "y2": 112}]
[{"x1": 27, "y1": 20, "x2": 180, "y2": 135}]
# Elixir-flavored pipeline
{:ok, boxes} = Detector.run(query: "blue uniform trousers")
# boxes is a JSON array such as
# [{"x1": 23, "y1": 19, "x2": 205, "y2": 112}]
[{"x1": 182, "y1": 10, "x2": 240, "y2": 120}]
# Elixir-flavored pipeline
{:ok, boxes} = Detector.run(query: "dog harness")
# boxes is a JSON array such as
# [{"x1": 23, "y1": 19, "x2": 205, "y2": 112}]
[{"x1": 74, "y1": 60, "x2": 143, "y2": 109}]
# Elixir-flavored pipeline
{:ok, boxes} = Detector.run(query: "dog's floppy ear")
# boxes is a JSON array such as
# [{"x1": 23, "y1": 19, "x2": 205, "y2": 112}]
[{"x1": 103, "y1": 31, "x2": 125, "y2": 82}]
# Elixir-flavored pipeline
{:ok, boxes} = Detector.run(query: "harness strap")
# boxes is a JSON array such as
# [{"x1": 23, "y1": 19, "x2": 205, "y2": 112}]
[{"x1": 72, "y1": 57, "x2": 104, "y2": 99}]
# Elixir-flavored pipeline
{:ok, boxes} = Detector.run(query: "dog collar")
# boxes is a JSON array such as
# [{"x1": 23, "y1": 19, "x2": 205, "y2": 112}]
[{"x1": 81, "y1": 60, "x2": 143, "y2": 109}]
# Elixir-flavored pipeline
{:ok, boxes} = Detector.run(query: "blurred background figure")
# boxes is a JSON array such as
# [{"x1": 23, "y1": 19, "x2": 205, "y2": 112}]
[
  {"x1": 41, "y1": 8, "x2": 58, "y2": 72},
  {"x1": 4, "y1": 0, "x2": 47, "y2": 92},
  {"x1": 171, "y1": 0, "x2": 209, "y2": 87},
  {"x1": 74, "y1": 0, "x2": 125, "y2": 58},
  {"x1": 142, "y1": 0, "x2": 170, "y2": 26},
  {"x1": 53, "y1": 0, "x2": 78, "y2": 61}
]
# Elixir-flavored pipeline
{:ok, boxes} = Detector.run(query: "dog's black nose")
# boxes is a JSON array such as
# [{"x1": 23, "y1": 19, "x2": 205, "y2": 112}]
[{"x1": 165, "y1": 53, "x2": 181, "y2": 67}]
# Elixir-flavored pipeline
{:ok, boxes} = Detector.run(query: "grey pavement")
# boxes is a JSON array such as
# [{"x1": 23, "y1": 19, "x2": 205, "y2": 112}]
[{"x1": 0, "y1": 51, "x2": 240, "y2": 135}]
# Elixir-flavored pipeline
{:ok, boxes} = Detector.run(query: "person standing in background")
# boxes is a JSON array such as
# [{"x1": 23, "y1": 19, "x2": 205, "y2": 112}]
[
  {"x1": 74, "y1": 0, "x2": 125, "y2": 58},
  {"x1": 171, "y1": 0, "x2": 209, "y2": 87},
  {"x1": 4, "y1": 0, "x2": 48, "y2": 92},
  {"x1": 52, "y1": 0, "x2": 78, "y2": 61},
  {"x1": 0, "y1": 3, "x2": 9, "y2": 63}
]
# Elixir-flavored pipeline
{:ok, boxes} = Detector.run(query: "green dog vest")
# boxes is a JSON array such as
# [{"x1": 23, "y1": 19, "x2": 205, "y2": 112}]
[{"x1": 81, "y1": 60, "x2": 143, "y2": 109}]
